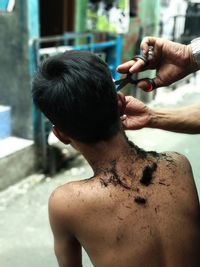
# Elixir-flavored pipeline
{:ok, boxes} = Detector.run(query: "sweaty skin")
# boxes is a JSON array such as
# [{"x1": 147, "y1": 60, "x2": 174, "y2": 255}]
[{"x1": 49, "y1": 139, "x2": 200, "y2": 267}]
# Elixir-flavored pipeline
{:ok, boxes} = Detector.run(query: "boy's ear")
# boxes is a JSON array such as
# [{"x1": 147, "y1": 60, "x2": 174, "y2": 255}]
[
  {"x1": 52, "y1": 126, "x2": 71, "y2": 145},
  {"x1": 117, "y1": 92, "x2": 126, "y2": 116}
]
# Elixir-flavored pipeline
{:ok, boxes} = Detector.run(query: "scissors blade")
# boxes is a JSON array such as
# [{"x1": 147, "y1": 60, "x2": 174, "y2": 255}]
[
  {"x1": 115, "y1": 79, "x2": 129, "y2": 91},
  {"x1": 114, "y1": 78, "x2": 124, "y2": 85}
]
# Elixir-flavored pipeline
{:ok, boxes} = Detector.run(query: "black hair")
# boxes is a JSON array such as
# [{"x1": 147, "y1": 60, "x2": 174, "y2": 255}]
[{"x1": 32, "y1": 50, "x2": 121, "y2": 143}]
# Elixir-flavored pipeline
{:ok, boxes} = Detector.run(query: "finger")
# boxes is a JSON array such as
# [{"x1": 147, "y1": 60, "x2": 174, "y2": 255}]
[
  {"x1": 124, "y1": 95, "x2": 135, "y2": 102},
  {"x1": 121, "y1": 119, "x2": 129, "y2": 130},
  {"x1": 136, "y1": 77, "x2": 163, "y2": 91},
  {"x1": 136, "y1": 80, "x2": 154, "y2": 92},
  {"x1": 116, "y1": 60, "x2": 135, "y2": 73},
  {"x1": 121, "y1": 118, "x2": 137, "y2": 130},
  {"x1": 140, "y1": 36, "x2": 157, "y2": 56},
  {"x1": 129, "y1": 58, "x2": 146, "y2": 73},
  {"x1": 117, "y1": 92, "x2": 126, "y2": 115}
]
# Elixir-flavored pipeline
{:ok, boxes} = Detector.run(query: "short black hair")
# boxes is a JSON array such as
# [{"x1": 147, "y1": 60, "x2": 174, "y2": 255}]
[{"x1": 32, "y1": 50, "x2": 121, "y2": 143}]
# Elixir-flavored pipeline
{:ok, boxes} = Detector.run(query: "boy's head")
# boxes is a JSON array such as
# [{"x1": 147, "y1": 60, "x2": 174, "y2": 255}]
[{"x1": 32, "y1": 51, "x2": 121, "y2": 143}]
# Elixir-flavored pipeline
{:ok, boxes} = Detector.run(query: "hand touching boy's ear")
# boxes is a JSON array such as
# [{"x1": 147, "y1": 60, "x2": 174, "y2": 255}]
[
  {"x1": 117, "y1": 93, "x2": 152, "y2": 130},
  {"x1": 117, "y1": 92, "x2": 126, "y2": 116}
]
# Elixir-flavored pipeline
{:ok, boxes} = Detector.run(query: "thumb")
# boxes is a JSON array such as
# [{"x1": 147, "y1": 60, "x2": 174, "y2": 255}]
[
  {"x1": 117, "y1": 92, "x2": 126, "y2": 115},
  {"x1": 136, "y1": 77, "x2": 164, "y2": 92}
]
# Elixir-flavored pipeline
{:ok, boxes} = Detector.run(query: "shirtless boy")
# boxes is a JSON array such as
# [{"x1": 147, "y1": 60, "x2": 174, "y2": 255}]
[{"x1": 32, "y1": 51, "x2": 200, "y2": 267}]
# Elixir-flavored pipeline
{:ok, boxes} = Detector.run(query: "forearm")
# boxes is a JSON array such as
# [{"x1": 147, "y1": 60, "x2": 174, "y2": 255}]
[{"x1": 148, "y1": 104, "x2": 200, "y2": 134}]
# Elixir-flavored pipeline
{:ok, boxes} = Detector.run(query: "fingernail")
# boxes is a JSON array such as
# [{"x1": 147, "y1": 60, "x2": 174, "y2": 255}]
[
  {"x1": 129, "y1": 66, "x2": 135, "y2": 72},
  {"x1": 120, "y1": 114, "x2": 127, "y2": 121}
]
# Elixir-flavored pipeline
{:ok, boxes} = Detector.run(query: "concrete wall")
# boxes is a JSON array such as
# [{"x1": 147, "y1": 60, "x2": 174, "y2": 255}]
[{"x1": 0, "y1": 1, "x2": 33, "y2": 139}]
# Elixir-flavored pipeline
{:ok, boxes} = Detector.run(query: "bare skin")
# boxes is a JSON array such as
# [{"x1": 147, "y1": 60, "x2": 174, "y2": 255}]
[{"x1": 49, "y1": 132, "x2": 200, "y2": 267}]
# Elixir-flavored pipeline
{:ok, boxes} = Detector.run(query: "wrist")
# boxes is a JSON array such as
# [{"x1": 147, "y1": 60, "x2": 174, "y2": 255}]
[
  {"x1": 188, "y1": 38, "x2": 200, "y2": 72},
  {"x1": 147, "y1": 107, "x2": 174, "y2": 130},
  {"x1": 187, "y1": 45, "x2": 200, "y2": 72},
  {"x1": 145, "y1": 107, "x2": 158, "y2": 128}
]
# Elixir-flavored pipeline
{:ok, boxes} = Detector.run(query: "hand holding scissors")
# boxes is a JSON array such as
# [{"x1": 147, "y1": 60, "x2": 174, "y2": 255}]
[{"x1": 115, "y1": 54, "x2": 156, "y2": 92}]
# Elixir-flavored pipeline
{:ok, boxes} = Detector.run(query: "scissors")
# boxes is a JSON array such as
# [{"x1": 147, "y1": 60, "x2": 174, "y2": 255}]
[{"x1": 115, "y1": 55, "x2": 156, "y2": 92}]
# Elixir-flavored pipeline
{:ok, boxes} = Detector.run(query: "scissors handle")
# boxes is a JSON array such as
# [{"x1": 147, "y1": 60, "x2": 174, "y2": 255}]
[
  {"x1": 132, "y1": 55, "x2": 156, "y2": 91},
  {"x1": 115, "y1": 54, "x2": 156, "y2": 92},
  {"x1": 133, "y1": 55, "x2": 148, "y2": 67},
  {"x1": 136, "y1": 78, "x2": 156, "y2": 92}
]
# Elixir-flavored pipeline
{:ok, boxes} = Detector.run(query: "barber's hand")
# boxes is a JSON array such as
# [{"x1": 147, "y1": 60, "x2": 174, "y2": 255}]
[
  {"x1": 117, "y1": 36, "x2": 197, "y2": 91},
  {"x1": 118, "y1": 93, "x2": 152, "y2": 130}
]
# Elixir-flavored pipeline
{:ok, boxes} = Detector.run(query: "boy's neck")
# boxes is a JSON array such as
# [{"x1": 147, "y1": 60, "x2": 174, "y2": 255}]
[{"x1": 74, "y1": 133, "x2": 139, "y2": 174}]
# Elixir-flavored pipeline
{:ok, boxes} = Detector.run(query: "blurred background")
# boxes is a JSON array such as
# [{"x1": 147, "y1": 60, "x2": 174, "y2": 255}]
[{"x1": 0, "y1": 1, "x2": 200, "y2": 266}]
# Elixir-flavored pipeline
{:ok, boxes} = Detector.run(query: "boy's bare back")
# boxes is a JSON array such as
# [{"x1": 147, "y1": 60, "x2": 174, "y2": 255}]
[{"x1": 49, "y1": 149, "x2": 200, "y2": 267}]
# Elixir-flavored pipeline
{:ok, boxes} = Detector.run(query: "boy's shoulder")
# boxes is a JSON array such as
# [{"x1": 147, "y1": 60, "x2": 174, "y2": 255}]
[
  {"x1": 48, "y1": 178, "x2": 97, "y2": 219},
  {"x1": 158, "y1": 151, "x2": 192, "y2": 173},
  {"x1": 159, "y1": 151, "x2": 199, "y2": 210},
  {"x1": 156, "y1": 151, "x2": 195, "y2": 194},
  {"x1": 48, "y1": 179, "x2": 93, "y2": 233},
  {"x1": 49, "y1": 179, "x2": 88, "y2": 207}
]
